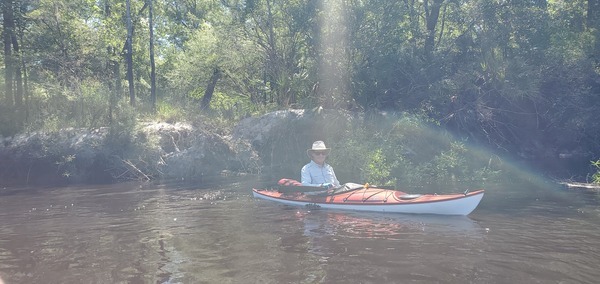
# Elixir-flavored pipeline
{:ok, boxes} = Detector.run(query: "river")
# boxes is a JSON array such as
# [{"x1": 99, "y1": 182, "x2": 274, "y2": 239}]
[{"x1": 1, "y1": 176, "x2": 599, "y2": 283}]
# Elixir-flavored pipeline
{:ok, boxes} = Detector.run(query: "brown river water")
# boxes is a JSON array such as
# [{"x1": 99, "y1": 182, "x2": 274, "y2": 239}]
[{"x1": 1, "y1": 176, "x2": 599, "y2": 284}]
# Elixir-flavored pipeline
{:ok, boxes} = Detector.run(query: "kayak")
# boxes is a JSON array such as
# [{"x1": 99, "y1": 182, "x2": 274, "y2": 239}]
[{"x1": 252, "y1": 180, "x2": 484, "y2": 216}]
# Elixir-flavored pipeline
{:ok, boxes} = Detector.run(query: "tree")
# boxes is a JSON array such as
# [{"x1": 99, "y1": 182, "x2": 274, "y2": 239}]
[
  {"x1": 240, "y1": 0, "x2": 318, "y2": 106},
  {"x1": 589, "y1": 0, "x2": 600, "y2": 63},
  {"x1": 2, "y1": 0, "x2": 24, "y2": 108},
  {"x1": 3, "y1": 0, "x2": 15, "y2": 105},
  {"x1": 148, "y1": 0, "x2": 156, "y2": 112},
  {"x1": 103, "y1": 0, "x2": 122, "y2": 124},
  {"x1": 2, "y1": 0, "x2": 27, "y2": 132},
  {"x1": 424, "y1": 0, "x2": 445, "y2": 60},
  {"x1": 200, "y1": 67, "x2": 221, "y2": 109},
  {"x1": 165, "y1": 5, "x2": 263, "y2": 111},
  {"x1": 126, "y1": 0, "x2": 135, "y2": 106}
]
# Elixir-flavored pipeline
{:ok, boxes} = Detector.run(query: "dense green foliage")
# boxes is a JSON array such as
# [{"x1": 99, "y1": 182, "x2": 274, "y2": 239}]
[
  {"x1": 326, "y1": 112, "x2": 501, "y2": 189},
  {"x1": 1, "y1": 0, "x2": 599, "y2": 180}
]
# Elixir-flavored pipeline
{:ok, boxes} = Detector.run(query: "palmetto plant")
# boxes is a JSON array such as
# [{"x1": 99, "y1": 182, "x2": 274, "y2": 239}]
[{"x1": 592, "y1": 160, "x2": 600, "y2": 184}]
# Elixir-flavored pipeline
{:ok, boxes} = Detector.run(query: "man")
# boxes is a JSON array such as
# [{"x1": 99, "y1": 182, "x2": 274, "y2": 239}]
[{"x1": 301, "y1": 141, "x2": 340, "y2": 189}]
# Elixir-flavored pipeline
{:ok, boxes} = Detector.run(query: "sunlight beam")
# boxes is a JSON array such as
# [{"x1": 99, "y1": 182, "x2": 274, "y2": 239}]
[{"x1": 319, "y1": 0, "x2": 350, "y2": 107}]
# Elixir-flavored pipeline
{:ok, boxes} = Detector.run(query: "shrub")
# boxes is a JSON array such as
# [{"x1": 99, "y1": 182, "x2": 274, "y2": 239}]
[
  {"x1": 592, "y1": 160, "x2": 600, "y2": 184},
  {"x1": 329, "y1": 112, "x2": 501, "y2": 190}
]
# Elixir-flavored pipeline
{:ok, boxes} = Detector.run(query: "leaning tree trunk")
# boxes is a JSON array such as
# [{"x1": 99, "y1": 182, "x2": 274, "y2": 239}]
[{"x1": 201, "y1": 68, "x2": 221, "y2": 110}]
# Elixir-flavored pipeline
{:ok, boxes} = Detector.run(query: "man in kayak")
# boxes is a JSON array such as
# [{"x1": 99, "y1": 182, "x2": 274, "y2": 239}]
[{"x1": 301, "y1": 141, "x2": 340, "y2": 189}]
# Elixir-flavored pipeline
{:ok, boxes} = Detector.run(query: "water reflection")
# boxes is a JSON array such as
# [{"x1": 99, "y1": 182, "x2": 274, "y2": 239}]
[
  {"x1": 295, "y1": 210, "x2": 482, "y2": 241},
  {"x1": 262, "y1": 207, "x2": 489, "y2": 283}
]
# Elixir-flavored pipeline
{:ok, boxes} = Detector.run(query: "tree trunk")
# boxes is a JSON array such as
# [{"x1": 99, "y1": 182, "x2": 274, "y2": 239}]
[
  {"x1": 3, "y1": 0, "x2": 14, "y2": 105},
  {"x1": 149, "y1": 0, "x2": 156, "y2": 112},
  {"x1": 10, "y1": 29, "x2": 23, "y2": 108},
  {"x1": 265, "y1": 0, "x2": 279, "y2": 104},
  {"x1": 3, "y1": 0, "x2": 26, "y2": 129},
  {"x1": 201, "y1": 68, "x2": 221, "y2": 109},
  {"x1": 20, "y1": 37, "x2": 29, "y2": 123},
  {"x1": 589, "y1": 0, "x2": 600, "y2": 26},
  {"x1": 589, "y1": 0, "x2": 600, "y2": 63},
  {"x1": 126, "y1": 0, "x2": 135, "y2": 106},
  {"x1": 105, "y1": 0, "x2": 121, "y2": 124},
  {"x1": 424, "y1": 0, "x2": 444, "y2": 60}
]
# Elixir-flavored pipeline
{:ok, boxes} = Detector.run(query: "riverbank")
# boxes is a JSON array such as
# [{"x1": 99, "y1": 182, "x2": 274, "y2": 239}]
[
  {"x1": 1, "y1": 109, "x2": 597, "y2": 188},
  {"x1": 0, "y1": 109, "x2": 327, "y2": 186}
]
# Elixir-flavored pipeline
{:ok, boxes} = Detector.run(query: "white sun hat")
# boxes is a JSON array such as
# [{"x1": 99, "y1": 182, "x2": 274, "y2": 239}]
[{"x1": 306, "y1": 141, "x2": 331, "y2": 157}]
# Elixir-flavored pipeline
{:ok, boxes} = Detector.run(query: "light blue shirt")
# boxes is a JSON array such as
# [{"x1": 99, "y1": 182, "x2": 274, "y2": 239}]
[{"x1": 301, "y1": 160, "x2": 340, "y2": 187}]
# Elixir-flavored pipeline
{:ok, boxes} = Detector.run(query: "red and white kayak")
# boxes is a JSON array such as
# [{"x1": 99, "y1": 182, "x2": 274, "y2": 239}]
[{"x1": 252, "y1": 180, "x2": 484, "y2": 216}]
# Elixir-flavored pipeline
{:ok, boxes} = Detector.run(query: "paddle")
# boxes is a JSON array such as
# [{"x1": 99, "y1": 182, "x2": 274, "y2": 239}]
[
  {"x1": 275, "y1": 178, "x2": 397, "y2": 194},
  {"x1": 277, "y1": 184, "x2": 335, "y2": 193},
  {"x1": 275, "y1": 178, "x2": 347, "y2": 193},
  {"x1": 291, "y1": 183, "x2": 360, "y2": 196},
  {"x1": 277, "y1": 181, "x2": 368, "y2": 194},
  {"x1": 275, "y1": 178, "x2": 328, "y2": 193},
  {"x1": 325, "y1": 182, "x2": 377, "y2": 195}
]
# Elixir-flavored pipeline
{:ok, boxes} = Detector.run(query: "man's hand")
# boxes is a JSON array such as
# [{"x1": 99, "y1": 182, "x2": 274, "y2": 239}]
[{"x1": 321, "y1": 183, "x2": 333, "y2": 189}]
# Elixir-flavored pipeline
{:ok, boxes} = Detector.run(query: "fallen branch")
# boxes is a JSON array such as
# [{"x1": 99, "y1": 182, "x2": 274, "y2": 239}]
[
  {"x1": 559, "y1": 181, "x2": 600, "y2": 191},
  {"x1": 122, "y1": 159, "x2": 151, "y2": 181}
]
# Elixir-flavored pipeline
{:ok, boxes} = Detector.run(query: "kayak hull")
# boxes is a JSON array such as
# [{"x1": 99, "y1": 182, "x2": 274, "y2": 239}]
[{"x1": 252, "y1": 187, "x2": 484, "y2": 216}]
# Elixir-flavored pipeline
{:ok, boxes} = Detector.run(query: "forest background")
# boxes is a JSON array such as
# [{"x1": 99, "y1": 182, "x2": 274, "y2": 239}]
[{"x1": 1, "y1": 0, "x2": 599, "y2": 184}]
